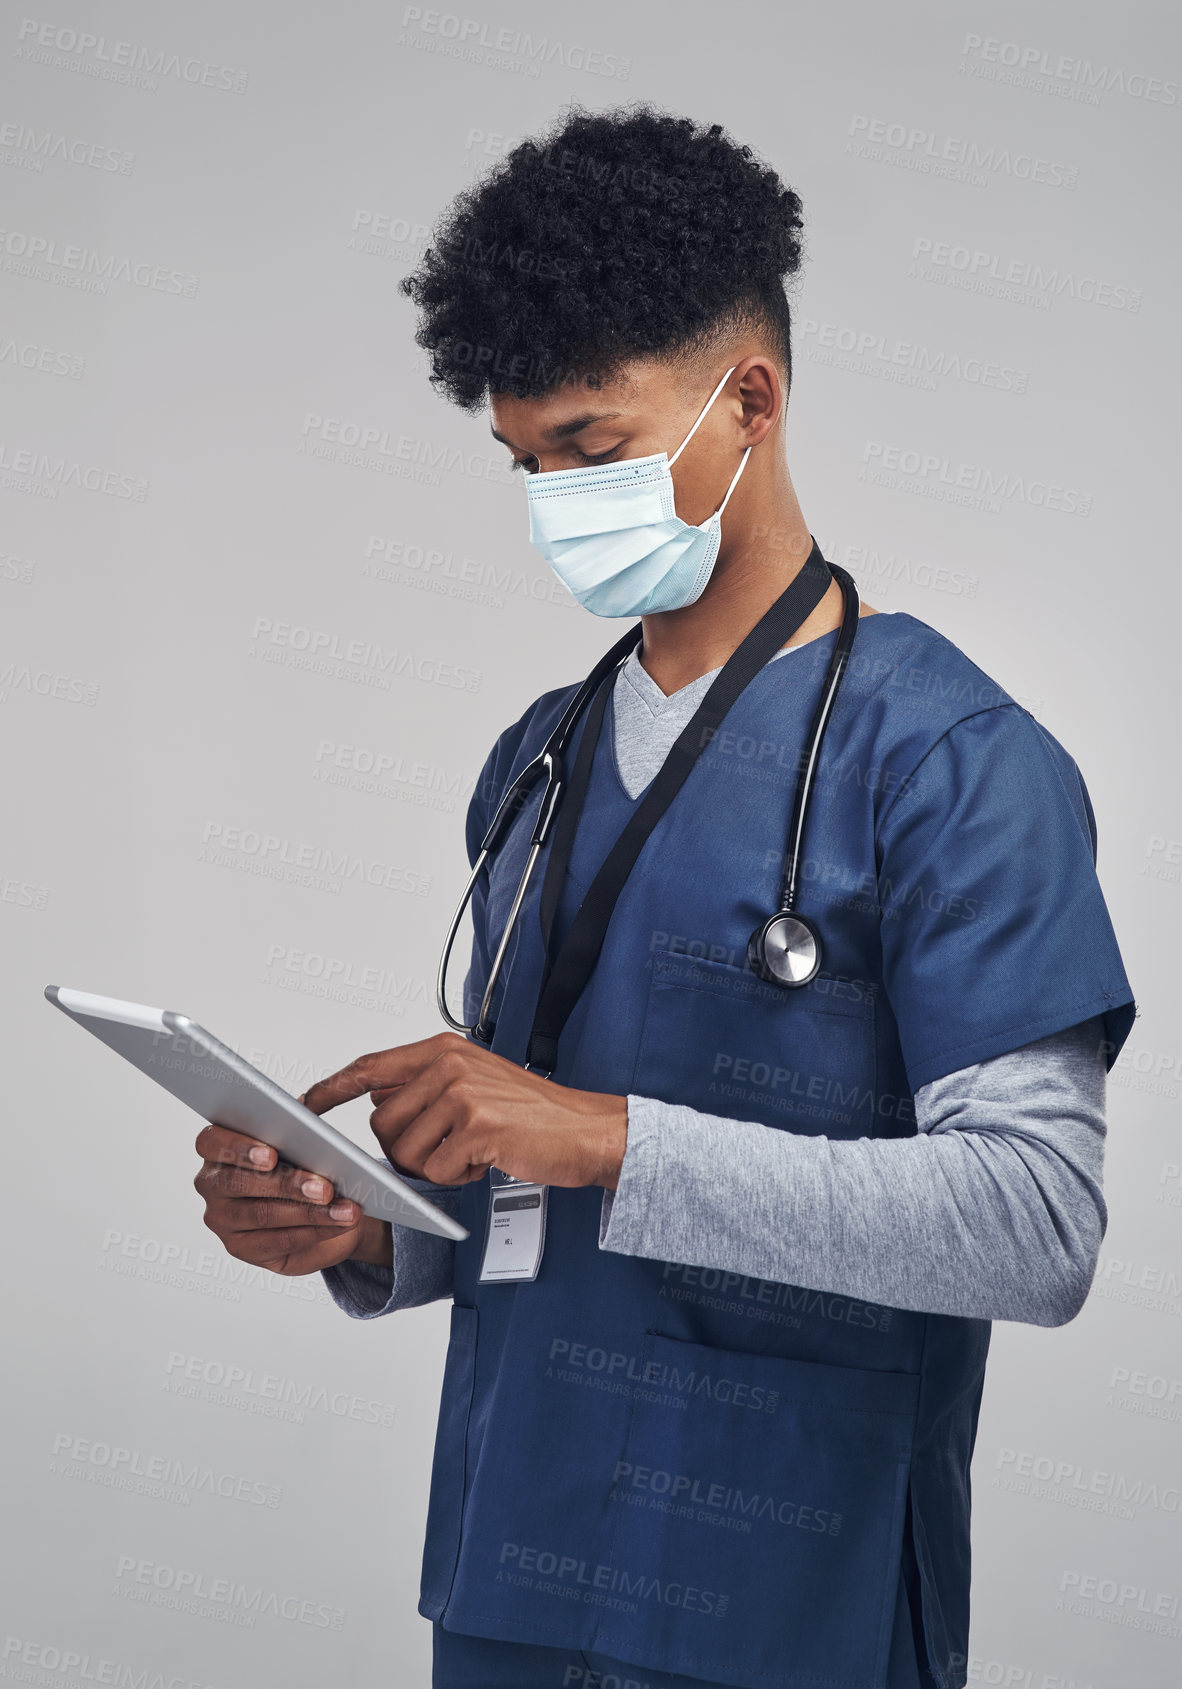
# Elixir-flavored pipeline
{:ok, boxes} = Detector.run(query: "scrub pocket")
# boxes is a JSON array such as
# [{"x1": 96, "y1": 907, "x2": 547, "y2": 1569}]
[
  {"x1": 420, "y1": 1302, "x2": 479, "y2": 1616},
  {"x1": 592, "y1": 1330, "x2": 920, "y2": 1689},
  {"x1": 633, "y1": 950, "x2": 878, "y2": 1138}
]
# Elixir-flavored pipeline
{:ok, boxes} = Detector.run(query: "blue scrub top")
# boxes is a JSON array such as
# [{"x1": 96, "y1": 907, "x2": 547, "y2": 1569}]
[{"x1": 421, "y1": 610, "x2": 1136, "y2": 1689}]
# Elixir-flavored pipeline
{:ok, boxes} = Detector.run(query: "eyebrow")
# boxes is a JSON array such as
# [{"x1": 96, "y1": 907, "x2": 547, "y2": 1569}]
[{"x1": 490, "y1": 410, "x2": 625, "y2": 449}]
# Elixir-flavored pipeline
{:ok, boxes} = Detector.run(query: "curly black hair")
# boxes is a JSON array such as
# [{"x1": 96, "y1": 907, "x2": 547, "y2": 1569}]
[{"x1": 399, "y1": 103, "x2": 805, "y2": 412}]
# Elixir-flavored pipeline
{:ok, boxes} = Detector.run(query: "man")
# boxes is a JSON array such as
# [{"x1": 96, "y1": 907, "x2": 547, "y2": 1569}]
[{"x1": 194, "y1": 106, "x2": 1136, "y2": 1689}]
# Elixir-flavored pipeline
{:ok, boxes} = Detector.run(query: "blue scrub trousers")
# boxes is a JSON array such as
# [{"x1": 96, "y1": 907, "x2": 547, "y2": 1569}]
[{"x1": 432, "y1": 1503, "x2": 937, "y2": 1688}]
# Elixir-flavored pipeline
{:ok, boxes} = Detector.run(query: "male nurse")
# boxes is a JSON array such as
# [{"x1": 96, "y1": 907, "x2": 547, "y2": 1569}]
[{"x1": 194, "y1": 105, "x2": 1137, "y2": 1689}]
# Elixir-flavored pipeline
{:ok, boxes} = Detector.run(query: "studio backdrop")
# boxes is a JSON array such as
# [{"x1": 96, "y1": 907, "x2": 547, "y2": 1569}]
[{"x1": 2, "y1": 2, "x2": 1178, "y2": 1685}]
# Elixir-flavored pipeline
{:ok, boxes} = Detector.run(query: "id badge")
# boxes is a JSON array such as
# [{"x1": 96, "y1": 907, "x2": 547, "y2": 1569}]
[{"x1": 477, "y1": 1170, "x2": 549, "y2": 1283}]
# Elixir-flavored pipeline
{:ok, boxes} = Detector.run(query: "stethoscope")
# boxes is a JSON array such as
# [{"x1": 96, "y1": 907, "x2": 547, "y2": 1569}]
[{"x1": 436, "y1": 562, "x2": 861, "y2": 1043}]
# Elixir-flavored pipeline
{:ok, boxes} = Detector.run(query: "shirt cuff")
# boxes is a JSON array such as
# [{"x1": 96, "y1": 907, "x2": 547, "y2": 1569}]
[
  {"x1": 321, "y1": 1168, "x2": 465, "y2": 1318},
  {"x1": 598, "y1": 1094, "x2": 665, "y2": 1255},
  {"x1": 320, "y1": 1256, "x2": 401, "y2": 1320}
]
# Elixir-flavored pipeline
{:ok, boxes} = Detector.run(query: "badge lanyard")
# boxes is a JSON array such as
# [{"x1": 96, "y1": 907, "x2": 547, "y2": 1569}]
[{"x1": 478, "y1": 550, "x2": 836, "y2": 1284}]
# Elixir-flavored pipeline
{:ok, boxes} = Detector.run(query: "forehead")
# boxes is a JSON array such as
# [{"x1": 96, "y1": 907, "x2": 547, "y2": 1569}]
[{"x1": 488, "y1": 360, "x2": 675, "y2": 444}]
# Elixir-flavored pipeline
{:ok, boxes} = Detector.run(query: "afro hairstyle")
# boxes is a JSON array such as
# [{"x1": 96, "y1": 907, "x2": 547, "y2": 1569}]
[{"x1": 399, "y1": 102, "x2": 806, "y2": 412}]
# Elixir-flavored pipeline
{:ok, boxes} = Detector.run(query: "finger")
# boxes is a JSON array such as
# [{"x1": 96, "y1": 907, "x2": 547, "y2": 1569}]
[
  {"x1": 195, "y1": 1122, "x2": 277, "y2": 1171},
  {"x1": 380, "y1": 1088, "x2": 493, "y2": 1184},
  {"x1": 195, "y1": 1161, "x2": 356, "y2": 1218},
  {"x1": 368, "y1": 1043, "x2": 479, "y2": 1146},
  {"x1": 368, "y1": 1084, "x2": 402, "y2": 1105},
  {"x1": 211, "y1": 1194, "x2": 360, "y2": 1232},
  {"x1": 301, "y1": 1032, "x2": 469, "y2": 1117},
  {"x1": 419, "y1": 1119, "x2": 497, "y2": 1186}
]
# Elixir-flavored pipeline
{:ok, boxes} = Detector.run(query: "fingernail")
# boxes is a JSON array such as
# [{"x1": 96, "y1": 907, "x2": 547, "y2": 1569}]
[
  {"x1": 329, "y1": 1202, "x2": 353, "y2": 1221},
  {"x1": 302, "y1": 1178, "x2": 328, "y2": 1200},
  {"x1": 249, "y1": 1146, "x2": 272, "y2": 1166}
]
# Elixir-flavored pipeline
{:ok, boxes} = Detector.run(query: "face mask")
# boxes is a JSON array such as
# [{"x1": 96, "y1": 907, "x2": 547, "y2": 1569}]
[{"x1": 523, "y1": 364, "x2": 752, "y2": 617}]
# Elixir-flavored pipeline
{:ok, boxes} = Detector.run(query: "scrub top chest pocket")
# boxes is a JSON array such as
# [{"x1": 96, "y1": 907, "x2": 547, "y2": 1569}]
[{"x1": 632, "y1": 950, "x2": 879, "y2": 1140}]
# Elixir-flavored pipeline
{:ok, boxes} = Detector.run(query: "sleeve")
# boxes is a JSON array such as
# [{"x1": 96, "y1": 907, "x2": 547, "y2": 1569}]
[
  {"x1": 320, "y1": 1180, "x2": 464, "y2": 1318},
  {"x1": 875, "y1": 704, "x2": 1136, "y2": 1093},
  {"x1": 597, "y1": 1017, "x2": 1110, "y2": 1326}
]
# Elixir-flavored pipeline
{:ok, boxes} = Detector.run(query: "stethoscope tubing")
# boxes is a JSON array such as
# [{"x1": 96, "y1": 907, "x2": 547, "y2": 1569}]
[
  {"x1": 779, "y1": 563, "x2": 860, "y2": 914},
  {"x1": 436, "y1": 621, "x2": 642, "y2": 1034},
  {"x1": 436, "y1": 563, "x2": 860, "y2": 1035}
]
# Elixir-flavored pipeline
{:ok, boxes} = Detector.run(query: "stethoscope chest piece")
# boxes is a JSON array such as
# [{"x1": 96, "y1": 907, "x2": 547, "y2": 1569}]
[{"x1": 747, "y1": 910, "x2": 822, "y2": 988}]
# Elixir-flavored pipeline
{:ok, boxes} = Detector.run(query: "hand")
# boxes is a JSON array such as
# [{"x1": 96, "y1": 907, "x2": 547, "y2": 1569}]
[
  {"x1": 301, "y1": 1031, "x2": 628, "y2": 1190},
  {"x1": 193, "y1": 1123, "x2": 393, "y2": 1275}
]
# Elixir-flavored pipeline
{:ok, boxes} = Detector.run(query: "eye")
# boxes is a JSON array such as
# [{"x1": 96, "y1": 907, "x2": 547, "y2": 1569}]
[{"x1": 507, "y1": 446, "x2": 620, "y2": 473}]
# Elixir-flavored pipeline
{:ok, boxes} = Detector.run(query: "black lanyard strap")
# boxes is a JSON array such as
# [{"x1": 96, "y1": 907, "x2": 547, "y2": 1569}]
[{"x1": 525, "y1": 542, "x2": 834, "y2": 1075}]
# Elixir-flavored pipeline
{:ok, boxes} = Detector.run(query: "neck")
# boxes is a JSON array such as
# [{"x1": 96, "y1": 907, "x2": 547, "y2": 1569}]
[{"x1": 637, "y1": 458, "x2": 875, "y2": 696}]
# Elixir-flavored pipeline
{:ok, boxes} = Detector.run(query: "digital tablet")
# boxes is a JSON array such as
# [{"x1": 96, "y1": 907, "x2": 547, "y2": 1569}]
[{"x1": 44, "y1": 985, "x2": 468, "y2": 1241}]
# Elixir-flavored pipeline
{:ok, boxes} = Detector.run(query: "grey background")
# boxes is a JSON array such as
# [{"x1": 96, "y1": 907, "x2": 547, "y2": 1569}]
[{"x1": 2, "y1": 1, "x2": 1178, "y2": 1683}]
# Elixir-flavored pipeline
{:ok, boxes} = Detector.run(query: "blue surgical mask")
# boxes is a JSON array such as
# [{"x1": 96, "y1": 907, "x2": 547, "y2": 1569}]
[{"x1": 524, "y1": 365, "x2": 752, "y2": 617}]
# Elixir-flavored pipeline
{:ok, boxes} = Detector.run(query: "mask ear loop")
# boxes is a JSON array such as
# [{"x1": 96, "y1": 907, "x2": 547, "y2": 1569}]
[
  {"x1": 668, "y1": 364, "x2": 738, "y2": 467},
  {"x1": 667, "y1": 365, "x2": 753, "y2": 522},
  {"x1": 713, "y1": 443, "x2": 752, "y2": 519}
]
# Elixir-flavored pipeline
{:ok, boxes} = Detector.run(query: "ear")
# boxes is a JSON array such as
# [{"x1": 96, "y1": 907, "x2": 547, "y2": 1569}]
[{"x1": 733, "y1": 356, "x2": 782, "y2": 449}]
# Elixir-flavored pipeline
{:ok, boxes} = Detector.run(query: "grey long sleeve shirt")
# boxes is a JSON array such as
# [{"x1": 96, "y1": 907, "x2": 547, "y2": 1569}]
[{"x1": 321, "y1": 628, "x2": 1110, "y2": 1329}]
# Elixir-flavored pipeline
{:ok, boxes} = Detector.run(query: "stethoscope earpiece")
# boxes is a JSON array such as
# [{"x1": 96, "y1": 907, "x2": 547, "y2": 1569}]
[{"x1": 747, "y1": 911, "x2": 822, "y2": 988}]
